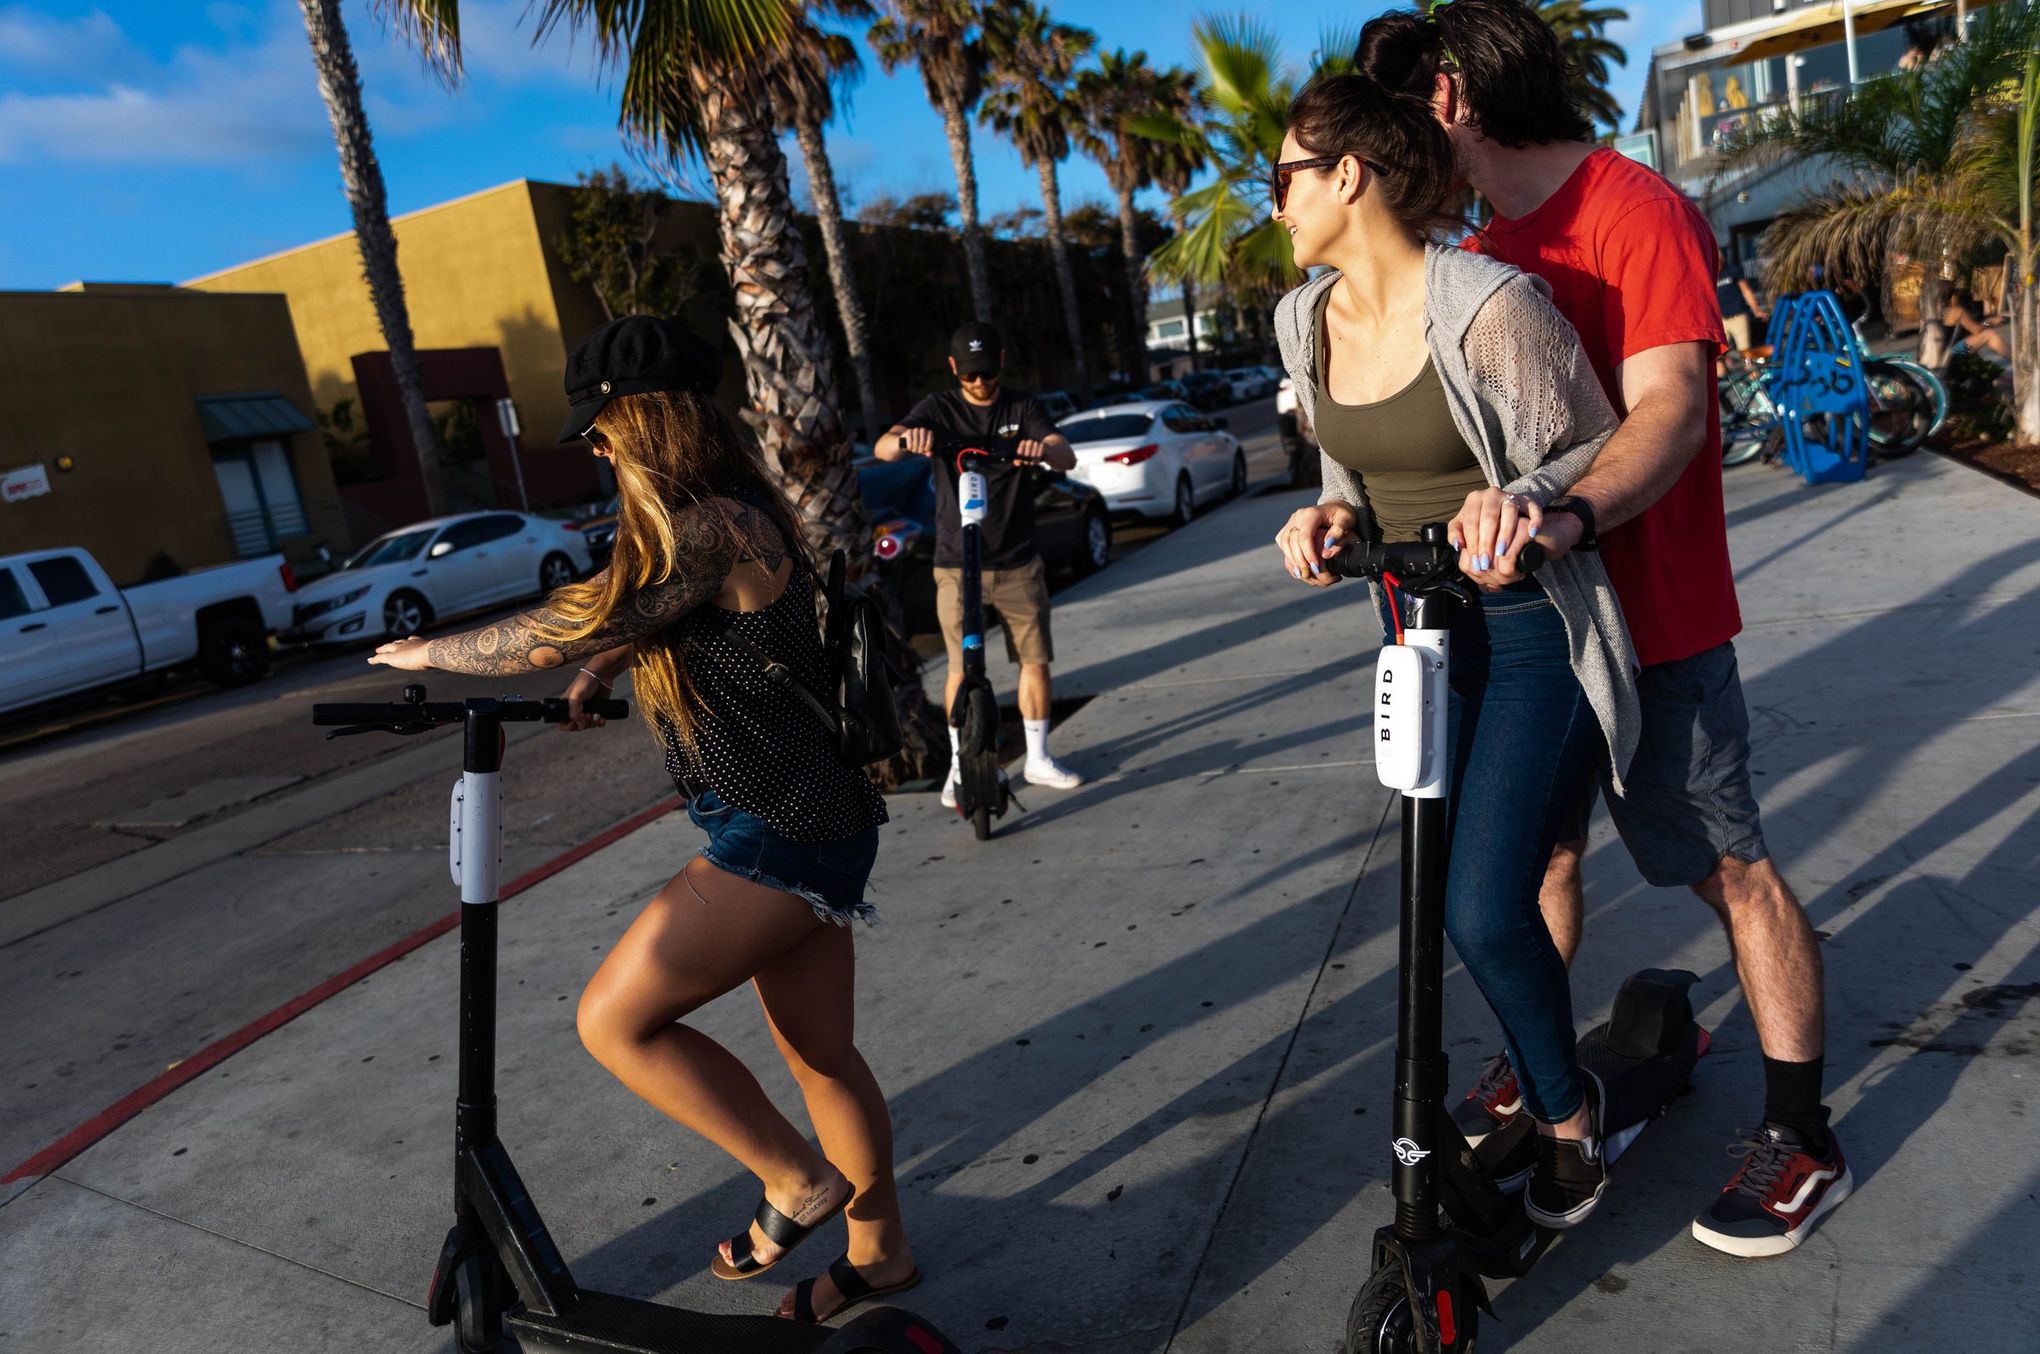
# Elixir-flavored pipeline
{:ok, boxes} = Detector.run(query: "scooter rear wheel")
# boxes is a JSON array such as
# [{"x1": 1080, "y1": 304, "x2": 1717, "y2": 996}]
[{"x1": 1344, "y1": 1266, "x2": 1478, "y2": 1354}]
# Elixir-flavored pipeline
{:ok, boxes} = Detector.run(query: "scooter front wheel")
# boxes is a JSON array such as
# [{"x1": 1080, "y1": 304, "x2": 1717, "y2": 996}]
[{"x1": 1344, "y1": 1266, "x2": 1478, "y2": 1354}]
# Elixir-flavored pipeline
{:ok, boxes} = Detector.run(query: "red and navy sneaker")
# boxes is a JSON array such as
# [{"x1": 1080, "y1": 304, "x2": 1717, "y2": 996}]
[
  {"x1": 1451, "y1": 1052, "x2": 1524, "y2": 1148},
  {"x1": 1691, "y1": 1121, "x2": 1853, "y2": 1258}
]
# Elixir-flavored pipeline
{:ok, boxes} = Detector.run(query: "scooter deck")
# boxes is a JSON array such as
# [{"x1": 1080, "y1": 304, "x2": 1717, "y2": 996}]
[{"x1": 509, "y1": 1293, "x2": 958, "y2": 1353}]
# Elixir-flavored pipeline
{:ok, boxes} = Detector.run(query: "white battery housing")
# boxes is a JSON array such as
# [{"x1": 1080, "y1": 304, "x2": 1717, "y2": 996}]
[{"x1": 1374, "y1": 628, "x2": 1448, "y2": 797}]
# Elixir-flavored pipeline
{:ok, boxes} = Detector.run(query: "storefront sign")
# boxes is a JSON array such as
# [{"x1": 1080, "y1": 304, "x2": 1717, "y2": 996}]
[{"x1": 1, "y1": 463, "x2": 50, "y2": 503}]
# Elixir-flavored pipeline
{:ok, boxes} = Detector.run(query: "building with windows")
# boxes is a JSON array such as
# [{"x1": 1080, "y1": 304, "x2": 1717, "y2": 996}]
[
  {"x1": 1637, "y1": 0, "x2": 1998, "y2": 289},
  {"x1": 0, "y1": 284, "x2": 341, "y2": 586}
]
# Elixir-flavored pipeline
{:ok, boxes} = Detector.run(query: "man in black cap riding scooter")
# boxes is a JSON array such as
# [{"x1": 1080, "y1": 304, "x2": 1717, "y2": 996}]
[{"x1": 878, "y1": 322, "x2": 1084, "y2": 805}]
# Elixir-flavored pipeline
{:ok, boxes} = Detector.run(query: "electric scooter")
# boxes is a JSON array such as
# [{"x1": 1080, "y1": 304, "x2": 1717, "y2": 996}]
[
  {"x1": 312, "y1": 686, "x2": 962, "y2": 1354},
  {"x1": 900, "y1": 428, "x2": 1034, "y2": 840},
  {"x1": 1322, "y1": 528, "x2": 1710, "y2": 1354}
]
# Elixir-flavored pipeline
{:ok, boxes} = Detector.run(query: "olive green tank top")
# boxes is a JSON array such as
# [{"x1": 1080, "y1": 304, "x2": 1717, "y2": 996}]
[{"x1": 1313, "y1": 288, "x2": 1489, "y2": 543}]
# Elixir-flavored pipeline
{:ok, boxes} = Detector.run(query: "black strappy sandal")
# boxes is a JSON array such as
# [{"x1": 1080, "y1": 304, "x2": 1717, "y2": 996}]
[
  {"x1": 785, "y1": 1256, "x2": 923, "y2": 1324},
  {"x1": 710, "y1": 1188, "x2": 850, "y2": 1281}
]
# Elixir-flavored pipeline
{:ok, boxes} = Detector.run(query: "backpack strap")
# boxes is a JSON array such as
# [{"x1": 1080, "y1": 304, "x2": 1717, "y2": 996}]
[{"x1": 719, "y1": 623, "x2": 842, "y2": 737}]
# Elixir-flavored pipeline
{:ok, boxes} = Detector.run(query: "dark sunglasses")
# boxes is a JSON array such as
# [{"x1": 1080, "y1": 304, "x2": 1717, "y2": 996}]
[
  {"x1": 1271, "y1": 155, "x2": 1388, "y2": 212},
  {"x1": 584, "y1": 427, "x2": 609, "y2": 449}
]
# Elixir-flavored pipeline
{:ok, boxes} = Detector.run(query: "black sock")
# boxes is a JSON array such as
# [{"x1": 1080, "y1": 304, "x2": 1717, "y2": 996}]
[{"x1": 1762, "y1": 1056, "x2": 1829, "y2": 1154}]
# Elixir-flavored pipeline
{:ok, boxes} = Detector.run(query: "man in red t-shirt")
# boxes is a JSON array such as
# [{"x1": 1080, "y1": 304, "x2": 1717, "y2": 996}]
[{"x1": 1354, "y1": 1, "x2": 1848, "y2": 1259}]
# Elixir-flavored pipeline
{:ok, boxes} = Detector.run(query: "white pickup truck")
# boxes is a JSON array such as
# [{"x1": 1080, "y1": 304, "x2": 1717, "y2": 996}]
[{"x1": 0, "y1": 547, "x2": 297, "y2": 716}]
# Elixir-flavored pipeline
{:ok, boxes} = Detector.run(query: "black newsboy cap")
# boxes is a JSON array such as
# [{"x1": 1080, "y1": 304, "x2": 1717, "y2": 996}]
[{"x1": 557, "y1": 315, "x2": 723, "y2": 444}]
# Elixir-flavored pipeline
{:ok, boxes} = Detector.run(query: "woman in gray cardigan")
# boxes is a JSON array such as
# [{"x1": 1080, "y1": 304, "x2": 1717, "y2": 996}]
[{"x1": 1268, "y1": 75, "x2": 1640, "y2": 1230}]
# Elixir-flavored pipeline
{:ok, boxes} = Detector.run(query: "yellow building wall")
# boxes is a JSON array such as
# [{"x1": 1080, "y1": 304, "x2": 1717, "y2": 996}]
[
  {"x1": 0, "y1": 288, "x2": 336, "y2": 586},
  {"x1": 186, "y1": 180, "x2": 585, "y2": 476}
]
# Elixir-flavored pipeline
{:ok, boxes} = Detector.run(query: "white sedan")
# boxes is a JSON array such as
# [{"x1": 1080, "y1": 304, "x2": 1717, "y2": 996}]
[
  {"x1": 1058, "y1": 400, "x2": 1247, "y2": 525},
  {"x1": 286, "y1": 510, "x2": 595, "y2": 645}
]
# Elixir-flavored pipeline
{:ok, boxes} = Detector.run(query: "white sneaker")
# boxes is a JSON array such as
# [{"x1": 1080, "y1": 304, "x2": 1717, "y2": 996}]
[
  {"x1": 940, "y1": 773, "x2": 959, "y2": 809},
  {"x1": 1023, "y1": 756, "x2": 1084, "y2": 789}
]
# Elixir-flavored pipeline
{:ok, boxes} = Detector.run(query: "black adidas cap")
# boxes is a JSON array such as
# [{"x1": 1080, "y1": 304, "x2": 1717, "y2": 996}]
[
  {"x1": 950, "y1": 321, "x2": 1003, "y2": 376},
  {"x1": 557, "y1": 315, "x2": 723, "y2": 444}
]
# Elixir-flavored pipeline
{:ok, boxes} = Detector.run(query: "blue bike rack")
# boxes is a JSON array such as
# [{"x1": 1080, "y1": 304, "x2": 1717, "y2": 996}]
[{"x1": 1767, "y1": 289, "x2": 1870, "y2": 485}]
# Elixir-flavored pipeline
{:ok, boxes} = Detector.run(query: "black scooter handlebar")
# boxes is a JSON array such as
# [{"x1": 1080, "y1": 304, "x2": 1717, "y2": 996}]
[
  {"x1": 311, "y1": 693, "x2": 631, "y2": 727},
  {"x1": 1324, "y1": 531, "x2": 1546, "y2": 582},
  {"x1": 897, "y1": 428, "x2": 1028, "y2": 463}
]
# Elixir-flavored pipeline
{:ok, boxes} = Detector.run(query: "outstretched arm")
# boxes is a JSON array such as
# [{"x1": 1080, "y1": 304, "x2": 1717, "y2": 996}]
[{"x1": 369, "y1": 500, "x2": 782, "y2": 675}]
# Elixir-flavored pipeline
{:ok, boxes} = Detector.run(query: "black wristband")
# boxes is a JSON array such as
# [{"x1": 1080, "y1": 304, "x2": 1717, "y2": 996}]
[{"x1": 1546, "y1": 495, "x2": 1600, "y2": 551}]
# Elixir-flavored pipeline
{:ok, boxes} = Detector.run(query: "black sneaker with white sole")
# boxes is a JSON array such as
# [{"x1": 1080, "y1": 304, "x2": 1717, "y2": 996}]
[
  {"x1": 1691, "y1": 1119, "x2": 1852, "y2": 1258},
  {"x1": 1524, "y1": 1069, "x2": 1606, "y2": 1229}
]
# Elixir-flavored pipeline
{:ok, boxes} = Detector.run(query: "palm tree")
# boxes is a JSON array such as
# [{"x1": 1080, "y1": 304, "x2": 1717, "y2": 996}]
[
  {"x1": 1719, "y1": 4, "x2": 2040, "y2": 439},
  {"x1": 980, "y1": 0, "x2": 1095, "y2": 400},
  {"x1": 870, "y1": 0, "x2": 995, "y2": 324},
  {"x1": 1534, "y1": 0, "x2": 1629, "y2": 135},
  {"x1": 1145, "y1": 68, "x2": 1208, "y2": 369},
  {"x1": 1074, "y1": 48, "x2": 1186, "y2": 384},
  {"x1": 1134, "y1": 18, "x2": 1313, "y2": 329},
  {"x1": 299, "y1": 0, "x2": 448, "y2": 516},
  {"x1": 765, "y1": 2, "x2": 886, "y2": 443}
]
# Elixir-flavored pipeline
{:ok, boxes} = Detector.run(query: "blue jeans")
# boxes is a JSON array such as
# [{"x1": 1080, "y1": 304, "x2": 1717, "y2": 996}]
[{"x1": 1380, "y1": 585, "x2": 1604, "y2": 1123}]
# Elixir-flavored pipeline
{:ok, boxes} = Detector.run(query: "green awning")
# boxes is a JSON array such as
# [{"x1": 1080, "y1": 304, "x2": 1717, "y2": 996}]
[{"x1": 196, "y1": 391, "x2": 316, "y2": 443}]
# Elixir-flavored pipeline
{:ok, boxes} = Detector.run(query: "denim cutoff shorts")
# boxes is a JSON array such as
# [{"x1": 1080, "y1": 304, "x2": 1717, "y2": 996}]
[{"x1": 686, "y1": 788, "x2": 880, "y2": 926}]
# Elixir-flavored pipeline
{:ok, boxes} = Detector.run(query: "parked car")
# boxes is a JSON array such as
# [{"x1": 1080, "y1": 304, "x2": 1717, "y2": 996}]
[
  {"x1": 1034, "y1": 389, "x2": 1079, "y2": 423},
  {"x1": 572, "y1": 494, "x2": 621, "y2": 566},
  {"x1": 1275, "y1": 376, "x2": 1321, "y2": 488},
  {"x1": 1136, "y1": 379, "x2": 1192, "y2": 404},
  {"x1": 1086, "y1": 380, "x2": 1140, "y2": 409},
  {"x1": 285, "y1": 510, "x2": 594, "y2": 645},
  {"x1": 1058, "y1": 401, "x2": 1247, "y2": 525},
  {"x1": 1226, "y1": 366, "x2": 1280, "y2": 401},
  {"x1": 0, "y1": 546, "x2": 297, "y2": 715},
  {"x1": 1178, "y1": 370, "x2": 1234, "y2": 410}
]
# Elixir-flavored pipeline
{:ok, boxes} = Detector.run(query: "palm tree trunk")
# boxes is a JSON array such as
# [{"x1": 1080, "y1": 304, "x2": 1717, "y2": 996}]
[
  {"x1": 940, "y1": 95, "x2": 993, "y2": 324},
  {"x1": 1181, "y1": 272, "x2": 1200, "y2": 371},
  {"x1": 695, "y1": 73, "x2": 945, "y2": 788},
  {"x1": 299, "y1": 0, "x2": 444, "y2": 517},
  {"x1": 792, "y1": 111, "x2": 886, "y2": 442},
  {"x1": 1035, "y1": 156, "x2": 1091, "y2": 403},
  {"x1": 1115, "y1": 183, "x2": 1148, "y2": 382},
  {"x1": 2015, "y1": 261, "x2": 2040, "y2": 443}
]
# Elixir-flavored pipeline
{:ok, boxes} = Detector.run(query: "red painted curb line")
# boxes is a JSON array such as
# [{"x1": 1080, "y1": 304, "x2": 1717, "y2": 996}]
[{"x1": 3, "y1": 795, "x2": 682, "y2": 1186}]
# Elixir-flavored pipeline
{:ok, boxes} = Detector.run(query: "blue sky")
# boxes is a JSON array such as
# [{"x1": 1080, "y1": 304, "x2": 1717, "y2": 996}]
[{"x1": 0, "y1": 1, "x2": 1697, "y2": 291}]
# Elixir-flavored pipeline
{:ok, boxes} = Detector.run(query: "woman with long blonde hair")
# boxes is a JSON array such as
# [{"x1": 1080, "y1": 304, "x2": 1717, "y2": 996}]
[{"x1": 369, "y1": 316, "x2": 918, "y2": 1324}]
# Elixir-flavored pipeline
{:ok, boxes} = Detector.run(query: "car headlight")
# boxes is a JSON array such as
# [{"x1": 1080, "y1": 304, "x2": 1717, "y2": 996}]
[{"x1": 295, "y1": 585, "x2": 371, "y2": 622}]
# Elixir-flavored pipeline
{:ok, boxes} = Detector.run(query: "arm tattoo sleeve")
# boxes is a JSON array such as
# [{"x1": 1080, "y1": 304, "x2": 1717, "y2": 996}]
[{"x1": 424, "y1": 499, "x2": 787, "y2": 675}]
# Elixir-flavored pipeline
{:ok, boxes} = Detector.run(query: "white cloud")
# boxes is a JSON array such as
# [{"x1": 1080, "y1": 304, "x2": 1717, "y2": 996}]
[{"x1": 0, "y1": 6, "x2": 150, "y2": 84}]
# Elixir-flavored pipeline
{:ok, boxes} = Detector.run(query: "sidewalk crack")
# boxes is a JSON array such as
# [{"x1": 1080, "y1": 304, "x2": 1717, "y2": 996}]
[{"x1": 1160, "y1": 791, "x2": 1395, "y2": 1351}]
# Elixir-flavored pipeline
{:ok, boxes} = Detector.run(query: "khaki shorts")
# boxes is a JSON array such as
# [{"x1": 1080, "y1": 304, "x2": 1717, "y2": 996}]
[
  {"x1": 1723, "y1": 312, "x2": 1756, "y2": 353},
  {"x1": 934, "y1": 556, "x2": 1053, "y2": 668}
]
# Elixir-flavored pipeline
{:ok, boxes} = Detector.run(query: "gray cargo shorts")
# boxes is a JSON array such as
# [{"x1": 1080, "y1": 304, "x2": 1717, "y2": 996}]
[{"x1": 1559, "y1": 641, "x2": 1770, "y2": 888}]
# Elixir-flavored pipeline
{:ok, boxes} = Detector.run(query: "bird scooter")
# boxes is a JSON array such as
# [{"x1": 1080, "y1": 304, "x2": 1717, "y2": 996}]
[
  {"x1": 312, "y1": 686, "x2": 961, "y2": 1354},
  {"x1": 900, "y1": 428, "x2": 1033, "y2": 840},
  {"x1": 1323, "y1": 528, "x2": 1710, "y2": 1354}
]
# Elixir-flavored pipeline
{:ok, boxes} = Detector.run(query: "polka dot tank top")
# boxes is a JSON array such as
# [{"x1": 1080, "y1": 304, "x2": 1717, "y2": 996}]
[{"x1": 662, "y1": 564, "x2": 889, "y2": 842}]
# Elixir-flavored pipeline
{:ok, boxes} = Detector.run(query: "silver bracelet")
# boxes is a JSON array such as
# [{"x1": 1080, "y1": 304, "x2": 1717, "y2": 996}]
[{"x1": 578, "y1": 667, "x2": 612, "y2": 690}]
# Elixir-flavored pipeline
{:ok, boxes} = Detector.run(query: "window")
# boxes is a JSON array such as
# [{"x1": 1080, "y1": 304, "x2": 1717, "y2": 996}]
[
  {"x1": 1061, "y1": 414, "x2": 1153, "y2": 443},
  {"x1": 28, "y1": 556, "x2": 98, "y2": 606},
  {"x1": 475, "y1": 514, "x2": 526, "y2": 545},
  {"x1": 1162, "y1": 405, "x2": 1206, "y2": 434},
  {"x1": 212, "y1": 438, "x2": 308, "y2": 557},
  {"x1": 0, "y1": 569, "x2": 29, "y2": 620},
  {"x1": 435, "y1": 518, "x2": 492, "y2": 555}
]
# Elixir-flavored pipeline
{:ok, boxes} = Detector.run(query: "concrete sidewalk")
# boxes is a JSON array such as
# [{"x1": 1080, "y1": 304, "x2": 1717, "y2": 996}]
[{"x1": 3, "y1": 451, "x2": 2037, "y2": 1353}]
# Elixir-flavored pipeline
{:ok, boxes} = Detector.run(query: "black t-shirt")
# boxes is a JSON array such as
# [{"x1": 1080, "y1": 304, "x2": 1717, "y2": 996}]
[
  {"x1": 898, "y1": 388, "x2": 1059, "y2": 569},
  {"x1": 1716, "y1": 259, "x2": 1752, "y2": 320}
]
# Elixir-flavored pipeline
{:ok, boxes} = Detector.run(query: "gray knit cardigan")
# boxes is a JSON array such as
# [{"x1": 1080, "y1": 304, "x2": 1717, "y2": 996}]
[{"x1": 1274, "y1": 245, "x2": 1641, "y2": 787}]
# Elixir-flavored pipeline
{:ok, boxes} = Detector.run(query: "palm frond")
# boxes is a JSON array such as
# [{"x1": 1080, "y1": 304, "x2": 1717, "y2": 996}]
[{"x1": 373, "y1": 0, "x2": 464, "y2": 82}]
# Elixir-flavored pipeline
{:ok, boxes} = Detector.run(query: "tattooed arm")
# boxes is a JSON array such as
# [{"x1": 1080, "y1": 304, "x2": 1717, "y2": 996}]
[{"x1": 368, "y1": 499, "x2": 787, "y2": 675}]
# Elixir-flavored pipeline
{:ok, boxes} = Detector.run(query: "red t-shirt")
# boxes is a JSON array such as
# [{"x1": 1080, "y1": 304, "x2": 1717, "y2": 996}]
[{"x1": 1469, "y1": 148, "x2": 1738, "y2": 667}]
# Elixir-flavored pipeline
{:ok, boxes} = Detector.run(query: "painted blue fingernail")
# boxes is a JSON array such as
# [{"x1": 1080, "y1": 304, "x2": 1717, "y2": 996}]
[
  {"x1": 1309, "y1": 562, "x2": 1322, "y2": 576},
  {"x1": 1475, "y1": 555, "x2": 1490, "y2": 570},
  {"x1": 1290, "y1": 566, "x2": 1302, "y2": 579}
]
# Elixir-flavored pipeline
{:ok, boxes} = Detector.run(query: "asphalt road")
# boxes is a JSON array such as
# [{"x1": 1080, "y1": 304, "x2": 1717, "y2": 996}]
[{"x1": 0, "y1": 393, "x2": 1287, "y2": 1173}]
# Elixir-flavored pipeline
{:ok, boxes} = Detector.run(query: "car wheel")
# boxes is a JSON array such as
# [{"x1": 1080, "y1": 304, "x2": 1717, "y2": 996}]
[
  {"x1": 1228, "y1": 451, "x2": 1248, "y2": 499},
  {"x1": 197, "y1": 616, "x2": 270, "y2": 687},
  {"x1": 1078, "y1": 509, "x2": 1112, "y2": 574},
  {"x1": 383, "y1": 589, "x2": 430, "y2": 640},
  {"x1": 1170, "y1": 474, "x2": 1196, "y2": 528},
  {"x1": 539, "y1": 552, "x2": 577, "y2": 592}
]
